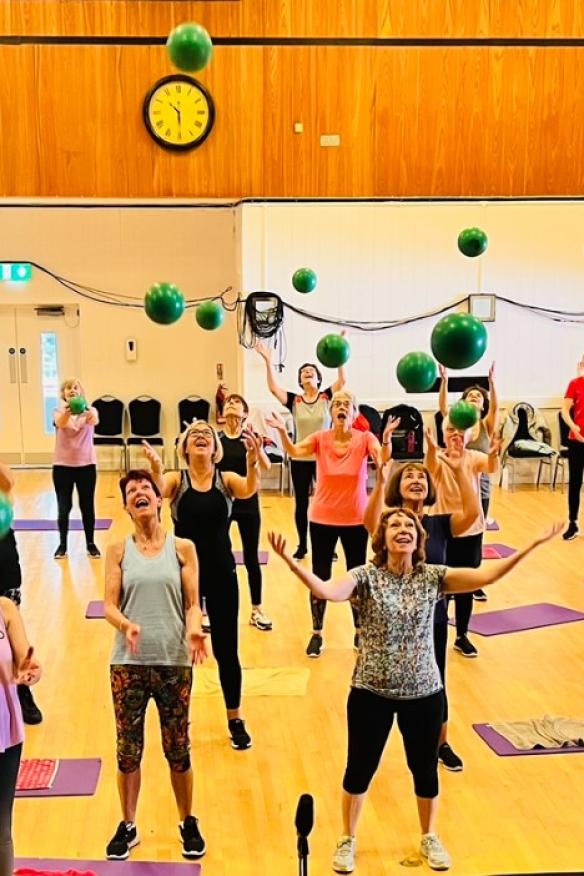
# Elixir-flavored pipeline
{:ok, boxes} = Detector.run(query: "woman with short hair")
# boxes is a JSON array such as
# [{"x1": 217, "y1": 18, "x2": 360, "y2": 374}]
[{"x1": 269, "y1": 511, "x2": 560, "y2": 873}]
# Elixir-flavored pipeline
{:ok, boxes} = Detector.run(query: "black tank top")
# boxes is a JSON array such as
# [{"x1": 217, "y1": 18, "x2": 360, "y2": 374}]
[
  {"x1": 170, "y1": 469, "x2": 235, "y2": 580},
  {"x1": 0, "y1": 530, "x2": 22, "y2": 594},
  {"x1": 218, "y1": 432, "x2": 259, "y2": 515}
]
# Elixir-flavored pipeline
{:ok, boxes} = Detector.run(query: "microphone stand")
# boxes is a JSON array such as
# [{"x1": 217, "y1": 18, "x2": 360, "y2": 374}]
[{"x1": 297, "y1": 834, "x2": 309, "y2": 876}]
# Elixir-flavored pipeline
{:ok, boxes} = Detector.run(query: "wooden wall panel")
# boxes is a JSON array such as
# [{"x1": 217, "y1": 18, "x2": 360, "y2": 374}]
[
  {"x1": 1, "y1": 1, "x2": 584, "y2": 38},
  {"x1": 2, "y1": 44, "x2": 584, "y2": 198}
]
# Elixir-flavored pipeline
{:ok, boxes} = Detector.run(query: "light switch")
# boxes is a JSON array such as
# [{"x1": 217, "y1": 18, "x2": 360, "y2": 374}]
[
  {"x1": 294, "y1": 122, "x2": 304, "y2": 133},
  {"x1": 320, "y1": 134, "x2": 341, "y2": 147}
]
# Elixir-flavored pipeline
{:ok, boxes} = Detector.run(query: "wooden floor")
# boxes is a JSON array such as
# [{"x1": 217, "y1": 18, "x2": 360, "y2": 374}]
[{"x1": 10, "y1": 470, "x2": 584, "y2": 875}]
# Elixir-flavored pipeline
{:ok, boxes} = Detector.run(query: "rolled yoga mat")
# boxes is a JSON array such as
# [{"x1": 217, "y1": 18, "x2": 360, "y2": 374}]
[
  {"x1": 16, "y1": 862, "x2": 201, "y2": 875},
  {"x1": 13, "y1": 519, "x2": 112, "y2": 531},
  {"x1": 449, "y1": 602, "x2": 584, "y2": 637},
  {"x1": 473, "y1": 723, "x2": 584, "y2": 757},
  {"x1": 15, "y1": 758, "x2": 101, "y2": 798}
]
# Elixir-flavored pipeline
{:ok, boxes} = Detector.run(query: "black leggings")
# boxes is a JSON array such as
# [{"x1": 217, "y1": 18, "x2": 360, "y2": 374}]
[
  {"x1": 343, "y1": 688, "x2": 443, "y2": 797},
  {"x1": 567, "y1": 440, "x2": 584, "y2": 522},
  {"x1": 203, "y1": 568, "x2": 242, "y2": 711},
  {"x1": 446, "y1": 533, "x2": 482, "y2": 637},
  {"x1": 309, "y1": 522, "x2": 368, "y2": 631},
  {"x1": 52, "y1": 463, "x2": 97, "y2": 545},
  {"x1": 0, "y1": 742, "x2": 21, "y2": 876},
  {"x1": 433, "y1": 621, "x2": 449, "y2": 723},
  {"x1": 230, "y1": 509, "x2": 262, "y2": 606},
  {"x1": 290, "y1": 460, "x2": 316, "y2": 549}
]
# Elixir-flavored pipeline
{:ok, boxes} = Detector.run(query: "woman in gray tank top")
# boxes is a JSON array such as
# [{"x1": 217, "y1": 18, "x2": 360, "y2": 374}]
[{"x1": 255, "y1": 339, "x2": 348, "y2": 558}]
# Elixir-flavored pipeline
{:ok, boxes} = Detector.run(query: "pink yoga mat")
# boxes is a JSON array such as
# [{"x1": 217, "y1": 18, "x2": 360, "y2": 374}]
[
  {"x1": 13, "y1": 519, "x2": 112, "y2": 531},
  {"x1": 16, "y1": 862, "x2": 201, "y2": 875},
  {"x1": 482, "y1": 543, "x2": 517, "y2": 559},
  {"x1": 232, "y1": 549, "x2": 269, "y2": 565},
  {"x1": 486, "y1": 519, "x2": 500, "y2": 531},
  {"x1": 86, "y1": 601, "x2": 105, "y2": 619},
  {"x1": 15, "y1": 758, "x2": 101, "y2": 797},
  {"x1": 449, "y1": 602, "x2": 584, "y2": 637},
  {"x1": 473, "y1": 723, "x2": 584, "y2": 757}
]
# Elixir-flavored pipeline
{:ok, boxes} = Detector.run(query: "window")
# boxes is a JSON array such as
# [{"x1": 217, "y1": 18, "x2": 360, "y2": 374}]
[{"x1": 41, "y1": 333, "x2": 59, "y2": 434}]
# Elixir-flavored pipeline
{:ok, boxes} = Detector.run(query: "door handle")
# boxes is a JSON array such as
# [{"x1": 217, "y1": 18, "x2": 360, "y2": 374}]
[
  {"x1": 19, "y1": 347, "x2": 28, "y2": 384},
  {"x1": 8, "y1": 347, "x2": 16, "y2": 383}
]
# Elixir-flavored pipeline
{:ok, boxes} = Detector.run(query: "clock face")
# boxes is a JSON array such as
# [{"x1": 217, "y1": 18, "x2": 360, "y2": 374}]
[{"x1": 143, "y1": 74, "x2": 215, "y2": 151}]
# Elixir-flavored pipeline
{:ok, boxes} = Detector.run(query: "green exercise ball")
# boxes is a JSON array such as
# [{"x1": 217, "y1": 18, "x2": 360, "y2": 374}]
[
  {"x1": 396, "y1": 352, "x2": 437, "y2": 393},
  {"x1": 431, "y1": 313, "x2": 488, "y2": 369},
  {"x1": 457, "y1": 227, "x2": 488, "y2": 258},
  {"x1": 292, "y1": 267, "x2": 318, "y2": 294},
  {"x1": 68, "y1": 396, "x2": 87, "y2": 415},
  {"x1": 449, "y1": 400, "x2": 479, "y2": 430},
  {"x1": 0, "y1": 491, "x2": 13, "y2": 539},
  {"x1": 144, "y1": 283, "x2": 185, "y2": 326},
  {"x1": 166, "y1": 23, "x2": 213, "y2": 73},
  {"x1": 316, "y1": 334, "x2": 350, "y2": 369},
  {"x1": 196, "y1": 300, "x2": 224, "y2": 331}
]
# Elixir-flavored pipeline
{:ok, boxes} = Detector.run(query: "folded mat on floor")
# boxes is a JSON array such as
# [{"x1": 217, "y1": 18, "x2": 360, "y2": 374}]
[
  {"x1": 12, "y1": 519, "x2": 112, "y2": 531},
  {"x1": 15, "y1": 870, "x2": 98, "y2": 876},
  {"x1": 194, "y1": 666, "x2": 310, "y2": 696},
  {"x1": 16, "y1": 759, "x2": 59, "y2": 791},
  {"x1": 489, "y1": 716, "x2": 584, "y2": 750}
]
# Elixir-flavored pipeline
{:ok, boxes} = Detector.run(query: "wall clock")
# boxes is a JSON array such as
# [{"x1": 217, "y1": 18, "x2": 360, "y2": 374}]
[{"x1": 143, "y1": 74, "x2": 215, "y2": 151}]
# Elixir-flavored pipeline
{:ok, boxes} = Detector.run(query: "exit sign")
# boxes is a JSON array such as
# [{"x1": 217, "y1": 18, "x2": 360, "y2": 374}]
[{"x1": 1, "y1": 262, "x2": 32, "y2": 281}]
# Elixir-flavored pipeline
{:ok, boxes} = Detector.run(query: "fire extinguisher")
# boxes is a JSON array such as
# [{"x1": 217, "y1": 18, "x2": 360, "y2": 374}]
[{"x1": 216, "y1": 381, "x2": 228, "y2": 424}]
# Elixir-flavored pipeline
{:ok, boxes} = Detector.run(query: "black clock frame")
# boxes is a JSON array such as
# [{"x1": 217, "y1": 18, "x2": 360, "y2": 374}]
[{"x1": 143, "y1": 73, "x2": 216, "y2": 152}]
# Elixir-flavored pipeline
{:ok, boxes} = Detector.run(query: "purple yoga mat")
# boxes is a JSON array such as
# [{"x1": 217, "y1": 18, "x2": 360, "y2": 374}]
[
  {"x1": 13, "y1": 518, "x2": 112, "y2": 531},
  {"x1": 15, "y1": 758, "x2": 101, "y2": 797},
  {"x1": 86, "y1": 601, "x2": 105, "y2": 619},
  {"x1": 233, "y1": 549, "x2": 268, "y2": 565},
  {"x1": 449, "y1": 602, "x2": 584, "y2": 637},
  {"x1": 486, "y1": 519, "x2": 500, "y2": 531},
  {"x1": 473, "y1": 723, "x2": 584, "y2": 757},
  {"x1": 16, "y1": 860, "x2": 201, "y2": 875},
  {"x1": 482, "y1": 543, "x2": 517, "y2": 559}
]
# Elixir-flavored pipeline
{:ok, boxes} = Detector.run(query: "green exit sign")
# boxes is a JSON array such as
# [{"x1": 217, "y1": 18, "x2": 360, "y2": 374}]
[{"x1": 1, "y1": 262, "x2": 32, "y2": 282}]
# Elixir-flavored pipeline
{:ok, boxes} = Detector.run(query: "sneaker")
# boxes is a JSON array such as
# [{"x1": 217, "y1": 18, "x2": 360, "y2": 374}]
[
  {"x1": 332, "y1": 550, "x2": 338, "y2": 562},
  {"x1": 17, "y1": 685, "x2": 43, "y2": 725},
  {"x1": 454, "y1": 635, "x2": 478, "y2": 658},
  {"x1": 293, "y1": 545, "x2": 307, "y2": 559},
  {"x1": 228, "y1": 718, "x2": 252, "y2": 750},
  {"x1": 473, "y1": 589, "x2": 487, "y2": 602},
  {"x1": 306, "y1": 633, "x2": 323, "y2": 658},
  {"x1": 87, "y1": 543, "x2": 101, "y2": 558},
  {"x1": 54, "y1": 544, "x2": 67, "y2": 559},
  {"x1": 180, "y1": 815, "x2": 206, "y2": 858},
  {"x1": 420, "y1": 833, "x2": 451, "y2": 870},
  {"x1": 201, "y1": 614, "x2": 211, "y2": 633},
  {"x1": 106, "y1": 821, "x2": 139, "y2": 860},
  {"x1": 438, "y1": 742, "x2": 463, "y2": 771},
  {"x1": 333, "y1": 835, "x2": 356, "y2": 873},
  {"x1": 353, "y1": 632, "x2": 360, "y2": 651},
  {"x1": 250, "y1": 608, "x2": 273, "y2": 631},
  {"x1": 563, "y1": 521, "x2": 579, "y2": 541}
]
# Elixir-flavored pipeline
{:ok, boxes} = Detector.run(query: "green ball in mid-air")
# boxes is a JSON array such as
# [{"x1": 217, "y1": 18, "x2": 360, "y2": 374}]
[
  {"x1": 195, "y1": 300, "x2": 224, "y2": 331},
  {"x1": 166, "y1": 22, "x2": 213, "y2": 73},
  {"x1": 457, "y1": 227, "x2": 488, "y2": 258},
  {"x1": 449, "y1": 400, "x2": 479, "y2": 431},
  {"x1": 144, "y1": 283, "x2": 185, "y2": 325},
  {"x1": 292, "y1": 268, "x2": 318, "y2": 294},
  {"x1": 316, "y1": 334, "x2": 350, "y2": 369},
  {"x1": 396, "y1": 352, "x2": 437, "y2": 393},
  {"x1": 431, "y1": 313, "x2": 487, "y2": 370}
]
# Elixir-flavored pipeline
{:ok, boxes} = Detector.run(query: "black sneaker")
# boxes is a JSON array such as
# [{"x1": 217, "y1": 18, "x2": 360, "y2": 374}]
[
  {"x1": 438, "y1": 742, "x2": 463, "y2": 771},
  {"x1": 17, "y1": 685, "x2": 43, "y2": 725},
  {"x1": 563, "y1": 522, "x2": 579, "y2": 541},
  {"x1": 87, "y1": 543, "x2": 101, "y2": 558},
  {"x1": 54, "y1": 544, "x2": 67, "y2": 559},
  {"x1": 306, "y1": 633, "x2": 323, "y2": 658},
  {"x1": 353, "y1": 632, "x2": 360, "y2": 651},
  {"x1": 228, "y1": 718, "x2": 252, "y2": 750},
  {"x1": 473, "y1": 589, "x2": 488, "y2": 602},
  {"x1": 180, "y1": 815, "x2": 206, "y2": 858},
  {"x1": 293, "y1": 545, "x2": 307, "y2": 559},
  {"x1": 106, "y1": 821, "x2": 139, "y2": 860},
  {"x1": 454, "y1": 635, "x2": 478, "y2": 658}
]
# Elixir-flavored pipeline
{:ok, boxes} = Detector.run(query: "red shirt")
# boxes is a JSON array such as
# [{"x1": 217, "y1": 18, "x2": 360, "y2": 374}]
[{"x1": 564, "y1": 377, "x2": 584, "y2": 440}]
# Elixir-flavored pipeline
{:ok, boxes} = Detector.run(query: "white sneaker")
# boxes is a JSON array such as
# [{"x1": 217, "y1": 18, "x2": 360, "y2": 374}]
[
  {"x1": 420, "y1": 834, "x2": 451, "y2": 870},
  {"x1": 333, "y1": 835, "x2": 356, "y2": 873},
  {"x1": 250, "y1": 608, "x2": 273, "y2": 631}
]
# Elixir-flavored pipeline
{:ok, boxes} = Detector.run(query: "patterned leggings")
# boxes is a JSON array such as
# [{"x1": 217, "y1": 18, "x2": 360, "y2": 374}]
[{"x1": 110, "y1": 665, "x2": 192, "y2": 774}]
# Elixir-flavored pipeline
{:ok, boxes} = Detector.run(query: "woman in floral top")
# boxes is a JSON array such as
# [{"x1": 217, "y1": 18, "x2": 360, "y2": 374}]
[{"x1": 269, "y1": 510, "x2": 560, "y2": 873}]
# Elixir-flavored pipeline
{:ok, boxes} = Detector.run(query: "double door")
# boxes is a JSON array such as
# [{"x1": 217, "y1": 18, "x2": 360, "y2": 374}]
[{"x1": 0, "y1": 305, "x2": 80, "y2": 464}]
